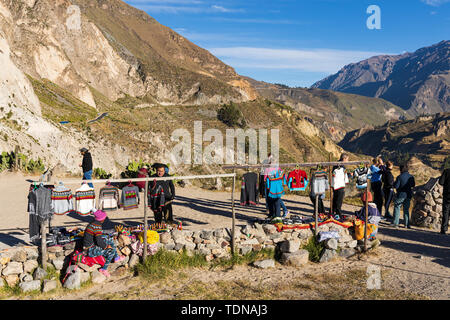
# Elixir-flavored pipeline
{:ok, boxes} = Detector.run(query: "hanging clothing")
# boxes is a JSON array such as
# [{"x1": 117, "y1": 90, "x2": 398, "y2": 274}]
[
  {"x1": 99, "y1": 185, "x2": 120, "y2": 211},
  {"x1": 310, "y1": 170, "x2": 329, "y2": 197},
  {"x1": 120, "y1": 184, "x2": 140, "y2": 210},
  {"x1": 136, "y1": 167, "x2": 149, "y2": 191},
  {"x1": 353, "y1": 167, "x2": 372, "y2": 189},
  {"x1": 266, "y1": 169, "x2": 285, "y2": 199},
  {"x1": 286, "y1": 169, "x2": 308, "y2": 191},
  {"x1": 27, "y1": 185, "x2": 53, "y2": 243},
  {"x1": 51, "y1": 184, "x2": 74, "y2": 215},
  {"x1": 148, "y1": 181, "x2": 165, "y2": 218},
  {"x1": 240, "y1": 172, "x2": 259, "y2": 206},
  {"x1": 74, "y1": 183, "x2": 96, "y2": 216},
  {"x1": 331, "y1": 165, "x2": 349, "y2": 190}
]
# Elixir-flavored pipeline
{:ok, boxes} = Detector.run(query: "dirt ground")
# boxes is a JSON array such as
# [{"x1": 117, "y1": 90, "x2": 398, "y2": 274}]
[{"x1": 1, "y1": 172, "x2": 449, "y2": 300}]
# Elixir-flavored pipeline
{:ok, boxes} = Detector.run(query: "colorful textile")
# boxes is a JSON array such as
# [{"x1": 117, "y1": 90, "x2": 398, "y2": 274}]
[
  {"x1": 331, "y1": 165, "x2": 349, "y2": 190},
  {"x1": 51, "y1": 185, "x2": 73, "y2": 215},
  {"x1": 83, "y1": 220, "x2": 107, "y2": 249},
  {"x1": 310, "y1": 170, "x2": 329, "y2": 196},
  {"x1": 287, "y1": 169, "x2": 308, "y2": 191},
  {"x1": 138, "y1": 230, "x2": 160, "y2": 244},
  {"x1": 86, "y1": 235, "x2": 118, "y2": 270},
  {"x1": 130, "y1": 241, "x2": 159, "y2": 257},
  {"x1": 353, "y1": 167, "x2": 372, "y2": 189},
  {"x1": 266, "y1": 169, "x2": 286, "y2": 198},
  {"x1": 121, "y1": 185, "x2": 140, "y2": 210},
  {"x1": 99, "y1": 185, "x2": 120, "y2": 211},
  {"x1": 74, "y1": 184, "x2": 95, "y2": 216},
  {"x1": 240, "y1": 172, "x2": 259, "y2": 206}
]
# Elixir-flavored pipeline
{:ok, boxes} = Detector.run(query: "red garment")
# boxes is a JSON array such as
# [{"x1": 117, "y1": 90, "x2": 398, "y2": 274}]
[
  {"x1": 136, "y1": 168, "x2": 148, "y2": 190},
  {"x1": 287, "y1": 169, "x2": 308, "y2": 189}
]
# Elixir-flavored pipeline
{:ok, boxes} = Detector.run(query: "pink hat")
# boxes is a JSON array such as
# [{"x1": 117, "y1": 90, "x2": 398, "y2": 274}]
[{"x1": 93, "y1": 210, "x2": 107, "y2": 221}]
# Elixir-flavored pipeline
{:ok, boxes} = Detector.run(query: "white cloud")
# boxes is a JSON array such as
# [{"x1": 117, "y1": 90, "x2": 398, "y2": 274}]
[
  {"x1": 208, "y1": 47, "x2": 391, "y2": 74},
  {"x1": 124, "y1": 1, "x2": 243, "y2": 14},
  {"x1": 421, "y1": 0, "x2": 450, "y2": 6}
]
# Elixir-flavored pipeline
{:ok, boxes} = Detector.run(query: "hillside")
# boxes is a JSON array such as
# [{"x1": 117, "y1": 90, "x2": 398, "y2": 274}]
[
  {"x1": 244, "y1": 77, "x2": 408, "y2": 142},
  {"x1": 312, "y1": 40, "x2": 450, "y2": 116},
  {"x1": 339, "y1": 112, "x2": 450, "y2": 173}
]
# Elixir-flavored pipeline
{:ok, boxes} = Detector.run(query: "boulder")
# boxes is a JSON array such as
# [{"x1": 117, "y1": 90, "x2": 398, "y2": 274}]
[
  {"x1": 4, "y1": 275, "x2": 19, "y2": 287},
  {"x1": 338, "y1": 248, "x2": 356, "y2": 258},
  {"x1": 91, "y1": 270, "x2": 107, "y2": 284},
  {"x1": 33, "y1": 267, "x2": 47, "y2": 280},
  {"x1": 63, "y1": 272, "x2": 81, "y2": 290},
  {"x1": 80, "y1": 272, "x2": 90, "y2": 284},
  {"x1": 42, "y1": 279, "x2": 58, "y2": 293},
  {"x1": 200, "y1": 230, "x2": 214, "y2": 240},
  {"x1": 279, "y1": 240, "x2": 300, "y2": 253},
  {"x1": 23, "y1": 260, "x2": 39, "y2": 274},
  {"x1": 319, "y1": 249, "x2": 337, "y2": 263},
  {"x1": 159, "y1": 232, "x2": 171, "y2": 244},
  {"x1": 19, "y1": 280, "x2": 41, "y2": 293},
  {"x1": 52, "y1": 259, "x2": 65, "y2": 271},
  {"x1": 239, "y1": 246, "x2": 252, "y2": 255},
  {"x1": 2, "y1": 262, "x2": 24, "y2": 276},
  {"x1": 128, "y1": 254, "x2": 140, "y2": 268},
  {"x1": 253, "y1": 259, "x2": 275, "y2": 269},
  {"x1": 11, "y1": 249, "x2": 27, "y2": 263},
  {"x1": 280, "y1": 250, "x2": 309, "y2": 267},
  {"x1": 326, "y1": 238, "x2": 338, "y2": 250},
  {"x1": 262, "y1": 224, "x2": 277, "y2": 235}
]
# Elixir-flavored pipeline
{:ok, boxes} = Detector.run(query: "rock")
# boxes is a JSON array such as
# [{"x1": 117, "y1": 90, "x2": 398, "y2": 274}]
[
  {"x1": 91, "y1": 270, "x2": 107, "y2": 284},
  {"x1": 118, "y1": 234, "x2": 131, "y2": 247},
  {"x1": 159, "y1": 232, "x2": 171, "y2": 244},
  {"x1": 64, "y1": 272, "x2": 81, "y2": 290},
  {"x1": 23, "y1": 260, "x2": 39, "y2": 274},
  {"x1": 80, "y1": 272, "x2": 90, "y2": 284},
  {"x1": 241, "y1": 238, "x2": 259, "y2": 246},
  {"x1": 184, "y1": 242, "x2": 196, "y2": 252},
  {"x1": 0, "y1": 256, "x2": 11, "y2": 265},
  {"x1": 128, "y1": 254, "x2": 139, "y2": 268},
  {"x1": 4, "y1": 275, "x2": 19, "y2": 287},
  {"x1": 121, "y1": 247, "x2": 131, "y2": 256},
  {"x1": 42, "y1": 279, "x2": 58, "y2": 293},
  {"x1": 52, "y1": 259, "x2": 64, "y2": 271},
  {"x1": 24, "y1": 248, "x2": 39, "y2": 260},
  {"x1": 280, "y1": 250, "x2": 309, "y2": 267},
  {"x1": 20, "y1": 272, "x2": 34, "y2": 282},
  {"x1": 326, "y1": 238, "x2": 338, "y2": 250},
  {"x1": 11, "y1": 249, "x2": 27, "y2": 263},
  {"x1": 213, "y1": 228, "x2": 226, "y2": 238},
  {"x1": 319, "y1": 249, "x2": 337, "y2": 263},
  {"x1": 19, "y1": 280, "x2": 41, "y2": 292},
  {"x1": 111, "y1": 266, "x2": 128, "y2": 277},
  {"x1": 48, "y1": 246, "x2": 63, "y2": 254},
  {"x1": 164, "y1": 243, "x2": 175, "y2": 251},
  {"x1": 33, "y1": 267, "x2": 47, "y2": 280},
  {"x1": 253, "y1": 259, "x2": 275, "y2": 269},
  {"x1": 269, "y1": 233, "x2": 282, "y2": 240},
  {"x1": 280, "y1": 240, "x2": 300, "y2": 253},
  {"x1": 338, "y1": 248, "x2": 356, "y2": 258},
  {"x1": 347, "y1": 240, "x2": 358, "y2": 248},
  {"x1": 200, "y1": 230, "x2": 214, "y2": 240},
  {"x1": 78, "y1": 263, "x2": 100, "y2": 273},
  {"x1": 262, "y1": 224, "x2": 277, "y2": 235},
  {"x1": 239, "y1": 246, "x2": 252, "y2": 255},
  {"x1": 298, "y1": 229, "x2": 312, "y2": 239},
  {"x1": 2, "y1": 261, "x2": 24, "y2": 276}
]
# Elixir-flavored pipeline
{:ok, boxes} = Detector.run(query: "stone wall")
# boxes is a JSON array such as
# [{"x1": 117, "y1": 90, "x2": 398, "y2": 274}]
[
  {"x1": 0, "y1": 220, "x2": 361, "y2": 294},
  {"x1": 411, "y1": 178, "x2": 444, "y2": 230}
]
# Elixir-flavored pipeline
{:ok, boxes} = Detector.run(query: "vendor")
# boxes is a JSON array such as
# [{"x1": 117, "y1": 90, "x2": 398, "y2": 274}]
[{"x1": 83, "y1": 210, "x2": 125, "y2": 278}]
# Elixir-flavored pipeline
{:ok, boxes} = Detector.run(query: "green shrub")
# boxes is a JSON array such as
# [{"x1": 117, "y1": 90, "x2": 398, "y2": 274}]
[
  {"x1": 217, "y1": 102, "x2": 246, "y2": 128},
  {"x1": 94, "y1": 168, "x2": 112, "y2": 179},
  {"x1": 302, "y1": 236, "x2": 325, "y2": 262}
]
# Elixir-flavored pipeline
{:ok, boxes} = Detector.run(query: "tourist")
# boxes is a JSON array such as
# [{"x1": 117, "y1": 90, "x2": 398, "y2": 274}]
[
  {"x1": 331, "y1": 153, "x2": 350, "y2": 220},
  {"x1": 79, "y1": 147, "x2": 94, "y2": 188},
  {"x1": 151, "y1": 163, "x2": 176, "y2": 224},
  {"x1": 382, "y1": 160, "x2": 395, "y2": 220},
  {"x1": 266, "y1": 169, "x2": 285, "y2": 222},
  {"x1": 370, "y1": 157, "x2": 385, "y2": 215},
  {"x1": 438, "y1": 166, "x2": 450, "y2": 235},
  {"x1": 83, "y1": 210, "x2": 125, "y2": 278},
  {"x1": 392, "y1": 164, "x2": 416, "y2": 228}
]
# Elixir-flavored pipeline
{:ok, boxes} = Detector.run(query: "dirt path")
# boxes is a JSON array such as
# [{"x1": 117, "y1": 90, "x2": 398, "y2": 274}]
[{"x1": 1, "y1": 172, "x2": 449, "y2": 299}]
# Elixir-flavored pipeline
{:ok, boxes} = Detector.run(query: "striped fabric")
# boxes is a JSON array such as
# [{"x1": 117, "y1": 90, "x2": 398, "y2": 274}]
[
  {"x1": 74, "y1": 185, "x2": 96, "y2": 216},
  {"x1": 51, "y1": 188, "x2": 74, "y2": 215}
]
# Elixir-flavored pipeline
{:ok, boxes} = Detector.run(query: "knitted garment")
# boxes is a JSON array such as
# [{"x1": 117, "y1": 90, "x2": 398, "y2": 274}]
[
  {"x1": 51, "y1": 185, "x2": 73, "y2": 215},
  {"x1": 99, "y1": 185, "x2": 120, "y2": 211},
  {"x1": 74, "y1": 184, "x2": 96, "y2": 216},
  {"x1": 353, "y1": 167, "x2": 372, "y2": 189},
  {"x1": 310, "y1": 170, "x2": 329, "y2": 197},
  {"x1": 287, "y1": 169, "x2": 308, "y2": 191},
  {"x1": 27, "y1": 186, "x2": 53, "y2": 242},
  {"x1": 83, "y1": 220, "x2": 107, "y2": 249},
  {"x1": 148, "y1": 183, "x2": 165, "y2": 212},
  {"x1": 331, "y1": 166, "x2": 349, "y2": 190},
  {"x1": 266, "y1": 170, "x2": 286, "y2": 199},
  {"x1": 240, "y1": 172, "x2": 259, "y2": 206},
  {"x1": 121, "y1": 185, "x2": 140, "y2": 210}
]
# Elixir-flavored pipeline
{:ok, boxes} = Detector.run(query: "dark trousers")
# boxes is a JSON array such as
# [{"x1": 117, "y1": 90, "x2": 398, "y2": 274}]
[
  {"x1": 383, "y1": 188, "x2": 394, "y2": 218},
  {"x1": 163, "y1": 202, "x2": 174, "y2": 222},
  {"x1": 371, "y1": 181, "x2": 383, "y2": 214},
  {"x1": 310, "y1": 195, "x2": 325, "y2": 214},
  {"x1": 332, "y1": 188, "x2": 345, "y2": 216},
  {"x1": 267, "y1": 197, "x2": 281, "y2": 218},
  {"x1": 442, "y1": 198, "x2": 450, "y2": 233}
]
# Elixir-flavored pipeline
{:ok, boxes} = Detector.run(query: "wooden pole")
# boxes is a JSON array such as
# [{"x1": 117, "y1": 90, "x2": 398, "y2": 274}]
[
  {"x1": 41, "y1": 222, "x2": 47, "y2": 269},
  {"x1": 364, "y1": 179, "x2": 371, "y2": 252},
  {"x1": 231, "y1": 169, "x2": 236, "y2": 256},
  {"x1": 143, "y1": 179, "x2": 148, "y2": 261},
  {"x1": 328, "y1": 153, "x2": 333, "y2": 216},
  {"x1": 314, "y1": 194, "x2": 319, "y2": 236}
]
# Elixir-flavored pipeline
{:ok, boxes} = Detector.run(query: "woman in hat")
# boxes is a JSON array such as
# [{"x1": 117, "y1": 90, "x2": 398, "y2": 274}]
[{"x1": 83, "y1": 210, "x2": 125, "y2": 277}]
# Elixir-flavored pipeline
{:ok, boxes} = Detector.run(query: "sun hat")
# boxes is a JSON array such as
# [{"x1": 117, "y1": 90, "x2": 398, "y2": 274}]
[
  {"x1": 79, "y1": 147, "x2": 88, "y2": 153},
  {"x1": 93, "y1": 210, "x2": 107, "y2": 222}
]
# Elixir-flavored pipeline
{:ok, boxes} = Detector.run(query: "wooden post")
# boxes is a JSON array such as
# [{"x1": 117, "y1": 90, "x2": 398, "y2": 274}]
[
  {"x1": 328, "y1": 153, "x2": 333, "y2": 216},
  {"x1": 143, "y1": 179, "x2": 148, "y2": 261},
  {"x1": 314, "y1": 194, "x2": 319, "y2": 236},
  {"x1": 41, "y1": 222, "x2": 47, "y2": 269},
  {"x1": 231, "y1": 170, "x2": 236, "y2": 256},
  {"x1": 14, "y1": 145, "x2": 19, "y2": 171},
  {"x1": 364, "y1": 180, "x2": 371, "y2": 252}
]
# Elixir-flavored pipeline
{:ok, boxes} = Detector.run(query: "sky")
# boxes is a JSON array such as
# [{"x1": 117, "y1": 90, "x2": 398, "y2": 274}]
[{"x1": 123, "y1": 0, "x2": 450, "y2": 87}]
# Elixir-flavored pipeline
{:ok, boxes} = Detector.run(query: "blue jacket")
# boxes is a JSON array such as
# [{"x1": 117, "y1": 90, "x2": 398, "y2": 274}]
[
  {"x1": 266, "y1": 170, "x2": 285, "y2": 199},
  {"x1": 370, "y1": 165, "x2": 383, "y2": 183},
  {"x1": 394, "y1": 172, "x2": 415, "y2": 199}
]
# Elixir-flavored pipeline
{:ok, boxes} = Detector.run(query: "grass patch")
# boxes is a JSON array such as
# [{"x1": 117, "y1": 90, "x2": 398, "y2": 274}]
[
  {"x1": 302, "y1": 236, "x2": 325, "y2": 262},
  {"x1": 210, "y1": 248, "x2": 275, "y2": 269}
]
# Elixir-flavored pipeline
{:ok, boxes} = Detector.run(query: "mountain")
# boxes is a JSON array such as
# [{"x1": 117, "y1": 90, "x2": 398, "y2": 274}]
[
  {"x1": 0, "y1": 0, "x2": 350, "y2": 175},
  {"x1": 338, "y1": 112, "x2": 450, "y2": 173},
  {"x1": 312, "y1": 41, "x2": 450, "y2": 116},
  {"x1": 244, "y1": 77, "x2": 408, "y2": 142}
]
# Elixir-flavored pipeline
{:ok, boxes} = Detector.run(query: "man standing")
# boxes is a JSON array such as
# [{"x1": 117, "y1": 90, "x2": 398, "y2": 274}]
[
  {"x1": 151, "y1": 163, "x2": 176, "y2": 224},
  {"x1": 438, "y1": 167, "x2": 450, "y2": 235},
  {"x1": 79, "y1": 147, "x2": 93, "y2": 188},
  {"x1": 392, "y1": 164, "x2": 415, "y2": 229},
  {"x1": 331, "y1": 153, "x2": 350, "y2": 220}
]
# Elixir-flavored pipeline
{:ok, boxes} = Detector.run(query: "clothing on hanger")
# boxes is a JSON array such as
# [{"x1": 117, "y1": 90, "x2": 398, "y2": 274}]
[
  {"x1": 27, "y1": 184, "x2": 53, "y2": 243},
  {"x1": 353, "y1": 166, "x2": 372, "y2": 189},
  {"x1": 266, "y1": 169, "x2": 286, "y2": 198},
  {"x1": 286, "y1": 168, "x2": 308, "y2": 191},
  {"x1": 99, "y1": 184, "x2": 120, "y2": 211},
  {"x1": 121, "y1": 183, "x2": 140, "y2": 210},
  {"x1": 148, "y1": 180, "x2": 165, "y2": 213},
  {"x1": 310, "y1": 168, "x2": 329, "y2": 197},
  {"x1": 74, "y1": 183, "x2": 96, "y2": 216},
  {"x1": 51, "y1": 182, "x2": 74, "y2": 215},
  {"x1": 240, "y1": 171, "x2": 259, "y2": 206}
]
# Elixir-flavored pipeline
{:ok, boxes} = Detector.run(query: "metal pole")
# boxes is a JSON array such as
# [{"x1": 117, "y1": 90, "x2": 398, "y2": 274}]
[
  {"x1": 364, "y1": 180, "x2": 371, "y2": 252},
  {"x1": 231, "y1": 170, "x2": 236, "y2": 256},
  {"x1": 143, "y1": 179, "x2": 148, "y2": 261}
]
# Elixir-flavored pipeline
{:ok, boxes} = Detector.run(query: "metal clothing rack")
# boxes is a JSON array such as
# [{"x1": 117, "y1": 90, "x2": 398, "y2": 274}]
[{"x1": 223, "y1": 159, "x2": 372, "y2": 252}]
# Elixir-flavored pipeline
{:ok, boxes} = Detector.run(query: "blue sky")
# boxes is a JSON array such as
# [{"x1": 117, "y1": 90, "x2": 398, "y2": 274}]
[{"x1": 123, "y1": 0, "x2": 450, "y2": 87}]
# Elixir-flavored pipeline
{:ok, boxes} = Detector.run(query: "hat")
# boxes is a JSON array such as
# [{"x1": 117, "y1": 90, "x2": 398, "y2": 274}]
[
  {"x1": 80, "y1": 147, "x2": 88, "y2": 153},
  {"x1": 361, "y1": 191, "x2": 373, "y2": 203},
  {"x1": 93, "y1": 210, "x2": 107, "y2": 221}
]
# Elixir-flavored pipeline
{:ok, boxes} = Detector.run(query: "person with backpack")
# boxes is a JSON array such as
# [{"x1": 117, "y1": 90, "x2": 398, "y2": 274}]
[
  {"x1": 79, "y1": 147, "x2": 94, "y2": 188},
  {"x1": 438, "y1": 167, "x2": 450, "y2": 235},
  {"x1": 382, "y1": 160, "x2": 395, "y2": 220},
  {"x1": 392, "y1": 164, "x2": 415, "y2": 228}
]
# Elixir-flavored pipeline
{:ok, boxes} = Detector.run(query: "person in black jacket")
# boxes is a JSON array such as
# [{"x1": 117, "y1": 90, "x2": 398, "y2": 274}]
[
  {"x1": 438, "y1": 167, "x2": 450, "y2": 235},
  {"x1": 151, "y1": 163, "x2": 176, "y2": 224},
  {"x1": 79, "y1": 148, "x2": 93, "y2": 188},
  {"x1": 392, "y1": 164, "x2": 415, "y2": 228},
  {"x1": 382, "y1": 160, "x2": 395, "y2": 220}
]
